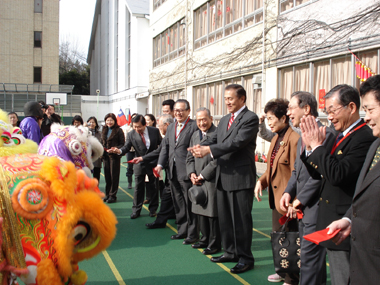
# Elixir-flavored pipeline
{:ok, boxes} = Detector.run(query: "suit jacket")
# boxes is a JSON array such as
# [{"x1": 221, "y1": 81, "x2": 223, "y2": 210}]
[
  {"x1": 259, "y1": 126, "x2": 299, "y2": 215},
  {"x1": 158, "y1": 119, "x2": 198, "y2": 181},
  {"x1": 284, "y1": 122, "x2": 334, "y2": 223},
  {"x1": 186, "y1": 125, "x2": 218, "y2": 217},
  {"x1": 302, "y1": 119, "x2": 375, "y2": 250},
  {"x1": 120, "y1": 126, "x2": 162, "y2": 176},
  {"x1": 202, "y1": 107, "x2": 258, "y2": 191},
  {"x1": 344, "y1": 138, "x2": 380, "y2": 285},
  {"x1": 101, "y1": 126, "x2": 125, "y2": 159}
]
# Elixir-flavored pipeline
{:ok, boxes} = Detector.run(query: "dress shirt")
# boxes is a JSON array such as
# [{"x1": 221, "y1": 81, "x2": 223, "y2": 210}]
[
  {"x1": 209, "y1": 105, "x2": 246, "y2": 159},
  {"x1": 141, "y1": 127, "x2": 151, "y2": 149},
  {"x1": 176, "y1": 118, "x2": 188, "y2": 142}
]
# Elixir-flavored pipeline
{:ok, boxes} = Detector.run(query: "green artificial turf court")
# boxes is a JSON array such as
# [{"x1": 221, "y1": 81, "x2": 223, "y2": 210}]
[{"x1": 78, "y1": 159, "x2": 331, "y2": 285}]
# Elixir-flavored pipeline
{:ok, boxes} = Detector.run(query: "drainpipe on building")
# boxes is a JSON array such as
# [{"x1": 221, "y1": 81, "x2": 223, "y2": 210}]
[
  {"x1": 261, "y1": 0, "x2": 266, "y2": 154},
  {"x1": 184, "y1": 0, "x2": 189, "y2": 99}
]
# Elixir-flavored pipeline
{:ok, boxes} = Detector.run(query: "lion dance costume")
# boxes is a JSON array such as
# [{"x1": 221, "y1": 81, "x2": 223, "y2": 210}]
[{"x1": 0, "y1": 110, "x2": 117, "y2": 285}]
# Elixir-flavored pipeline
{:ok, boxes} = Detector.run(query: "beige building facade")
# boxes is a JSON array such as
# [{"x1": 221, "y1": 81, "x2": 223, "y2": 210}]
[
  {"x1": 149, "y1": 0, "x2": 380, "y2": 153},
  {"x1": 0, "y1": 0, "x2": 59, "y2": 85}
]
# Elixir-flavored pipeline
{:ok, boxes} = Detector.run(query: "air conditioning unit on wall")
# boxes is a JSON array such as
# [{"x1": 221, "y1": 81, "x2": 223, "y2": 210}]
[{"x1": 252, "y1": 75, "x2": 262, "y2": 89}]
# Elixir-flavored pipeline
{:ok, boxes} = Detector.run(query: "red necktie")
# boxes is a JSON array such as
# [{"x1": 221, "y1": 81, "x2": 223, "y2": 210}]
[
  {"x1": 140, "y1": 133, "x2": 146, "y2": 146},
  {"x1": 227, "y1": 113, "x2": 234, "y2": 130}
]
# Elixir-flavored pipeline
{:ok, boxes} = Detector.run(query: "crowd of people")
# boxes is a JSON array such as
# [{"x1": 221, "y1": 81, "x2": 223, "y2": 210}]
[{"x1": 11, "y1": 76, "x2": 380, "y2": 284}]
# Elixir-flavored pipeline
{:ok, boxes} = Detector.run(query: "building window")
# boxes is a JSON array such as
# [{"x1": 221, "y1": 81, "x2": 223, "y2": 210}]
[
  {"x1": 152, "y1": 90, "x2": 183, "y2": 116},
  {"x1": 194, "y1": 0, "x2": 263, "y2": 50},
  {"x1": 279, "y1": 55, "x2": 356, "y2": 107},
  {"x1": 153, "y1": 19, "x2": 186, "y2": 68},
  {"x1": 280, "y1": 0, "x2": 311, "y2": 13},
  {"x1": 34, "y1": 67, "x2": 42, "y2": 83},
  {"x1": 192, "y1": 75, "x2": 262, "y2": 125},
  {"x1": 34, "y1": 0, "x2": 42, "y2": 13},
  {"x1": 34, "y1": 31, "x2": 42, "y2": 48},
  {"x1": 153, "y1": 0, "x2": 167, "y2": 11}
]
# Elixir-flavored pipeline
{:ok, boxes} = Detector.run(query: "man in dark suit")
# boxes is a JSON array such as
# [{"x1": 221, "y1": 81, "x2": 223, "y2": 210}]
[
  {"x1": 155, "y1": 99, "x2": 199, "y2": 243},
  {"x1": 133, "y1": 114, "x2": 176, "y2": 228},
  {"x1": 189, "y1": 84, "x2": 258, "y2": 274},
  {"x1": 111, "y1": 114, "x2": 162, "y2": 219},
  {"x1": 186, "y1": 107, "x2": 220, "y2": 255},
  {"x1": 300, "y1": 84, "x2": 375, "y2": 285},
  {"x1": 279, "y1": 91, "x2": 334, "y2": 285},
  {"x1": 327, "y1": 75, "x2": 380, "y2": 285}
]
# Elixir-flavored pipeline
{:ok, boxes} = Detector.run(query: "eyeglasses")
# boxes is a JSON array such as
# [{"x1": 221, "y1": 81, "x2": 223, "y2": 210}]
[
  {"x1": 323, "y1": 105, "x2": 347, "y2": 116},
  {"x1": 287, "y1": 105, "x2": 299, "y2": 111},
  {"x1": 174, "y1": 109, "x2": 188, "y2": 113}
]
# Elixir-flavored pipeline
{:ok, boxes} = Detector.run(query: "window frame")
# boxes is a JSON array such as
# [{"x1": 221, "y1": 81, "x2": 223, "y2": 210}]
[
  {"x1": 153, "y1": 18, "x2": 186, "y2": 68},
  {"x1": 194, "y1": 0, "x2": 263, "y2": 51},
  {"x1": 34, "y1": 67, "x2": 42, "y2": 83},
  {"x1": 34, "y1": 31, "x2": 42, "y2": 48}
]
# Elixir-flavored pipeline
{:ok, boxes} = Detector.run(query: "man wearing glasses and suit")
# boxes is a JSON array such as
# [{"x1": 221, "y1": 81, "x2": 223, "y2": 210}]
[{"x1": 155, "y1": 99, "x2": 199, "y2": 244}]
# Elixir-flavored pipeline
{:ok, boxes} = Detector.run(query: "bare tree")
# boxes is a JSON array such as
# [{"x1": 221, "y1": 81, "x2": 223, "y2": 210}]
[{"x1": 59, "y1": 40, "x2": 88, "y2": 75}]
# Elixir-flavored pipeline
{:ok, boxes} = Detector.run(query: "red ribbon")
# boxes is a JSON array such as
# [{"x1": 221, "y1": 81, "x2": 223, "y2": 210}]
[
  {"x1": 330, "y1": 122, "x2": 366, "y2": 155},
  {"x1": 175, "y1": 117, "x2": 190, "y2": 141}
]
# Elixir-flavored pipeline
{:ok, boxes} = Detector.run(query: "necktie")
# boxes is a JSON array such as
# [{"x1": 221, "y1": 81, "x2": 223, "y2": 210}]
[
  {"x1": 140, "y1": 133, "x2": 146, "y2": 146},
  {"x1": 336, "y1": 133, "x2": 344, "y2": 143},
  {"x1": 228, "y1": 113, "x2": 234, "y2": 130},
  {"x1": 369, "y1": 145, "x2": 380, "y2": 171}
]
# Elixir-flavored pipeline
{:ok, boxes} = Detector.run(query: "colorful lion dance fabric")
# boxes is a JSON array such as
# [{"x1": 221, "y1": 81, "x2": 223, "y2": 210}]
[{"x1": 0, "y1": 109, "x2": 117, "y2": 285}]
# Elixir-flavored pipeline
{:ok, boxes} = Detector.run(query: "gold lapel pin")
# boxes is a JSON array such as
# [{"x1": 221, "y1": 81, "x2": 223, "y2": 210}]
[{"x1": 337, "y1": 150, "x2": 343, "y2": 155}]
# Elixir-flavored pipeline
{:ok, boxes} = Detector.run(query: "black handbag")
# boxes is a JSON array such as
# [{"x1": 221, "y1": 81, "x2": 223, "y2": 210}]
[{"x1": 270, "y1": 219, "x2": 301, "y2": 274}]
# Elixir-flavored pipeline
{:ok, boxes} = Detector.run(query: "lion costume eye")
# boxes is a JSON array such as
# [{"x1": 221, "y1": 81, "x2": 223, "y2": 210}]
[{"x1": 73, "y1": 221, "x2": 91, "y2": 245}]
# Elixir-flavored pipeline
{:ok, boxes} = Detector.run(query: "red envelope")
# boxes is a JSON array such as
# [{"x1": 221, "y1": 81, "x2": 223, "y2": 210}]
[
  {"x1": 303, "y1": 228, "x2": 341, "y2": 245},
  {"x1": 153, "y1": 168, "x2": 160, "y2": 178},
  {"x1": 127, "y1": 159, "x2": 136, "y2": 164},
  {"x1": 278, "y1": 211, "x2": 304, "y2": 225}
]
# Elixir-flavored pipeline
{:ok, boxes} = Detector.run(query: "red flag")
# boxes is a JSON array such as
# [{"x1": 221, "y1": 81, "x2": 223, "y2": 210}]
[
  {"x1": 210, "y1": 97, "x2": 214, "y2": 104},
  {"x1": 355, "y1": 61, "x2": 361, "y2": 79},
  {"x1": 262, "y1": 154, "x2": 267, "y2": 163},
  {"x1": 318, "y1": 89, "x2": 325, "y2": 109},
  {"x1": 127, "y1": 109, "x2": 132, "y2": 125},
  {"x1": 117, "y1": 109, "x2": 128, "y2": 127}
]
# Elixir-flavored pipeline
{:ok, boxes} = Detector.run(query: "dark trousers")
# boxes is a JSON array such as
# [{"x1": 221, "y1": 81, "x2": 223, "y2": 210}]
[
  {"x1": 145, "y1": 177, "x2": 159, "y2": 201},
  {"x1": 103, "y1": 155, "x2": 121, "y2": 199},
  {"x1": 93, "y1": 167, "x2": 101, "y2": 182},
  {"x1": 272, "y1": 210, "x2": 299, "y2": 285},
  {"x1": 126, "y1": 152, "x2": 135, "y2": 177},
  {"x1": 299, "y1": 219, "x2": 327, "y2": 285},
  {"x1": 155, "y1": 181, "x2": 176, "y2": 224},
  {"x1": 217, "y1": 187, "x2": 255, "y2": 265},
  {"x1": 170, "y1": 167, "x2": 198, "y2": 239},
  {"x1": 133, "y1": 173, "x2": 158, "y2": 214},
  {"x1": 199, "y1": 215, "x2": 221, "y2": 250}
]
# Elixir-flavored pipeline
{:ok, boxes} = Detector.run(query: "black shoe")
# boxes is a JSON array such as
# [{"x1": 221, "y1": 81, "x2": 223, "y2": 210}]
[
  {"x1": 183, "y1": 237, "x2": 199, "y2": 245},
  {"x1": 230, "y1": 262, "x2": 254, "y2": 274},
  {"x1": 146, "y1": 221, "x2": 166, "y2": 229},
  {"x1": 103, "y1": 196, "x2": 109, "y2": 202},
  {"x1": 202, "y1": 248, "x2": 221, "y2": 255},
  {"x1": 130, "y1": 212, "x2": 140, "y2": 219},
  {"x1": 107, "y1": 198, "x2": 117, "y2": 203},
  {"x1": 210, "y1": 255, "x2": 239, "y2": 263},
  {"x1": 171, "y1": 234, "x2": 186, "y2": 240},
  {"x1": 149, "y1": 211, "x2": 157, "y2": 217},
  {"x1": 191, "y1": 243, "x2": 208, "y2": 249}
]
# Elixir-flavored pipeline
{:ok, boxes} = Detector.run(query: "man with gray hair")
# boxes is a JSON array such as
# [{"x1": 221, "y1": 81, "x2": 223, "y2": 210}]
[{"x1": 186, "y1": 107, "x2": 221, "y2": 254}]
